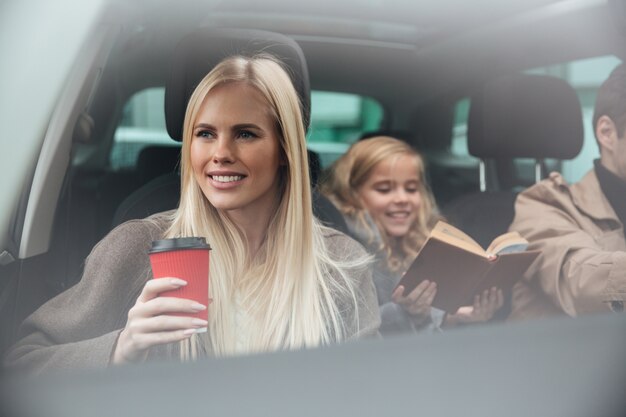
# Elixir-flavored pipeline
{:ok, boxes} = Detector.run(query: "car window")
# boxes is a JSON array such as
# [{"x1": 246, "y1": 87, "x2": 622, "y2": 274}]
[
  {"x1": 307, "y1": 91, "x2": 384, "y2": 167},
  {"x1": 450, "y1": 55, "x2": 622, "y2": 184},
  {"x1": 111, "y1": 89, "x2": 383, "y2": 171},
  {"x1": 110, "y1": 88, "x2": 176, "y2": 171}
]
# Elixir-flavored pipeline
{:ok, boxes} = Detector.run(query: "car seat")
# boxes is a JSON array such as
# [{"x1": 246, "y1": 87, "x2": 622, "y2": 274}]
[
  {"x1": 442, "y1": 73, "x2": 584, "y2": 320},
  {"x1": 443, "y1": 73, "x2": 584, "y2": 249},
  {"x1": 112, "y1": 27, "x2": 350, "y2": 236},
  {"x1": 135, "y1": 145, "x2": 181, "y2": 184}
]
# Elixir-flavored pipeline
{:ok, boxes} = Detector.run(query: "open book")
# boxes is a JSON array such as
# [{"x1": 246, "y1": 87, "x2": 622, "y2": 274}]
[{"x1": 396, "y1": 221, "x2": 540, "y2": 313}]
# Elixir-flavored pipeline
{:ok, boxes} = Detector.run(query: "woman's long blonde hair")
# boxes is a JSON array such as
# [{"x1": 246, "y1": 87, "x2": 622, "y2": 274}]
[
  {"x1": 164, "y1": 55, "x2": 363, "y2": 358},
  {"x1": 321, "y1": 136, "x2": 440, "y2": 273}
]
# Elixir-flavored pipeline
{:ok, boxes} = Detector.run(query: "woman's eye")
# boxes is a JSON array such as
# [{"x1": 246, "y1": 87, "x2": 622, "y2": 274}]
[
  {"x1": 238, "y1": 130, "x2": 257, "y2": 139},
  {"x1": 375, "y1": 188, "x2": 391, "y2": 194},
  {"x1": 406, "y1": 187, "x2": 419, "y2": 193},
  {"x1": 195, "y1": 130, "x2": 214, "y2": 139}
]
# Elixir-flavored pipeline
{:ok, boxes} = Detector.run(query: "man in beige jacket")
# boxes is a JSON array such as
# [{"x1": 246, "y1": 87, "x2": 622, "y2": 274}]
[{"x1": 509, "y1": 63, "x2": 626, "y2": 321}]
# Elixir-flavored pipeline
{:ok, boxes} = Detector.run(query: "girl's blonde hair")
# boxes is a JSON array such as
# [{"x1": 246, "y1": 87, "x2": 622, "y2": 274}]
[
  {"x1": 164, "y1": 55, "x2": 362, "y2": 358},
  {"x1": 321, "y1": 136, "x2": 440, "y2": 273}
]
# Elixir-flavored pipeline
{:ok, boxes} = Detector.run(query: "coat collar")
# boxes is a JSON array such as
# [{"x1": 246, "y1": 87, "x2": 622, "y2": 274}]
[{"x1": 566, "y1": 169, "x2": 620, "y2": 223}]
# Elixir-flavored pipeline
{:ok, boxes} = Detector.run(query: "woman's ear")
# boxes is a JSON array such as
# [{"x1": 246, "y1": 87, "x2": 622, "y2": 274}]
[{"x1": 596, "y1": 115, "x2": 618, "y2": 152}]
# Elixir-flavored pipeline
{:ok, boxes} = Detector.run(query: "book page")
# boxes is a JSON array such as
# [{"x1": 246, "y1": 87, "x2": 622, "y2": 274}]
[
  {"x1": 429, "y1": 221, "x2": 485, "y2": 257},
  {"x1": 486, "y1": 231, "x2": 529, "y2": 255}
]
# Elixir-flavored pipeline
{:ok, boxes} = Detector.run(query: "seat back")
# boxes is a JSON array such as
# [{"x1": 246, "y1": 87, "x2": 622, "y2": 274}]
[
  {"x1": 443, "y1": 73, "x2": 584, "y2": 248},
  {"x1": 443, "y1": 73, "x2": 584, "y2": 320},
  {"x1": 135, "y1": 145, "x2": 181, "y2": 184}
]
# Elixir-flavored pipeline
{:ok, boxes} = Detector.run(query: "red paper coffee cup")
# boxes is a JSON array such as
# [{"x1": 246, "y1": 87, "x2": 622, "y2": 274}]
[{"x1": 148, "y1": 237, "x2": 211, "y2": 322}]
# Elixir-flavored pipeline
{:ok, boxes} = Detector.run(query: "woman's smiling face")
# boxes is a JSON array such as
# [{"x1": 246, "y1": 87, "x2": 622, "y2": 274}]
[
  {"x1": 190, "y1": 81, "x2": 283, "y2": 219},
  {"x1": 357, "y1": 154, "x2": 422, "y2": 238}
]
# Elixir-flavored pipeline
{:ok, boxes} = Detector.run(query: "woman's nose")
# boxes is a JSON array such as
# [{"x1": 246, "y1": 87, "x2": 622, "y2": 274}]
[{"x1": 212, "y1": 137, "x2": 235, "y2": 164}]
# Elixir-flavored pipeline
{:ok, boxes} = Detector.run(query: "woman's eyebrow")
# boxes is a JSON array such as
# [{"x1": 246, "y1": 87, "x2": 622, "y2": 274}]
[
  {"x1": 193, "y1": 123, "x2": 263, "y2": 130},
  {"x1": 193, "y1": 123, "x2": 214, "y2": 130},
  {"x1": 231, "y1": 123, "x2": 262, "y2": 130}
]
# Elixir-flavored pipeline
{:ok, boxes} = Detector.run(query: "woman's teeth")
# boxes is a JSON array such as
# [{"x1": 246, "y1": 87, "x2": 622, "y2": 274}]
[{"x1": 212, "y1": 175, "x2": 243, "y2": 183}]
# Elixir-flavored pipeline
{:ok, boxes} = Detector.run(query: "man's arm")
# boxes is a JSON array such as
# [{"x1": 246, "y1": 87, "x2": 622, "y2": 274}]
[{"x1": 511, "y1": 190, "x2": 626, "y2": 316}]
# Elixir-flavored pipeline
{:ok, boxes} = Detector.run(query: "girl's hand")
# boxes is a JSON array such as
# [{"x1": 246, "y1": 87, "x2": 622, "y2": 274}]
[
  {"x1": 392, "y1": 280, "x2": 437, "y2": 319},
  {"x1": 445, "y1": 287, "x2": 503, "y2": 327},
  {"x1": 112, "y1": 278, "x2": 209, "y2": 365}
]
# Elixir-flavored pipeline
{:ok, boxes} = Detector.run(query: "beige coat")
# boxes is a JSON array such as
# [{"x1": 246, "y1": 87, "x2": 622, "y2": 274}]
[{"x1": 508, "y1": 170, "x2": 626, "y2": 321}]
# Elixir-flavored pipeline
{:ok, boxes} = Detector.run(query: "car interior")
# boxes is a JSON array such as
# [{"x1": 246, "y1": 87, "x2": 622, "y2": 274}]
[
  {"x1": 1, "y1": 0, "x2": 626, "y2": 415},
  {"x1": 6, "y1": 1, "x2": 623, "y2": 352},
  {"x1": 444, "y1": 73, "x2": 584, "y2": 249}
]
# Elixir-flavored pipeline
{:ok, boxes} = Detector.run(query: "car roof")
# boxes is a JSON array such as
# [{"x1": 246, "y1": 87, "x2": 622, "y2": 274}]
[{"x1": 111, "y1": 0, "x2": 620, "y2": 106}]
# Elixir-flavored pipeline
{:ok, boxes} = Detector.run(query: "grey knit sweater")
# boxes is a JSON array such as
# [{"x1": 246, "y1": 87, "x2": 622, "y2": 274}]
[{"x1": 4, "y1": 212, "x2": 380, "y2": 374}]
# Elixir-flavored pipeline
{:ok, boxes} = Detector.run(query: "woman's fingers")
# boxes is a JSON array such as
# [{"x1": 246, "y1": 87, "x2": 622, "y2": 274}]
[
  {"x1": 114, "y1": 279, "x2": 211, "y2": 365},
  {"x1": 136, "y1": 277, "x2": 188, "y2": 303},
  {"x1": 120, "y1": 328, "x2": 201, "y2": 355},
  {"x1": 130, "y1": 296, "x2": 207, "y2": 320},
  {"x1": 122, "y1": 315, "x2": 207, "y2": 353},
  {"x1": 127, "y1": 315, "x2": 208, "y2": 334}
]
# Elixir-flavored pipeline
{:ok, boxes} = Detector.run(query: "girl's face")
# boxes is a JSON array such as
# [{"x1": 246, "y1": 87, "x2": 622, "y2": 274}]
[
  {"x1": 190, "y1": 82, "x2": 283, "y2": 221},
  {"x1": 357, "y1": 154, "x2": 422, "y2": 238}
]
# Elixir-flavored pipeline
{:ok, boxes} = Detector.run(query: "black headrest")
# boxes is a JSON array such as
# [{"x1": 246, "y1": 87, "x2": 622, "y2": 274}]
[
  {"x1": 468, "y1": 74, "x2": 583, "y2": 159},
  {"x1": 165, "y1": 28, "x2": 310, "y2": 142},
  {"x1": 307, "y1": 149, "x2": 321, "y2": 187},
  {"x1": 136, "y1": 145, "x2": 181, "y2": 183}
]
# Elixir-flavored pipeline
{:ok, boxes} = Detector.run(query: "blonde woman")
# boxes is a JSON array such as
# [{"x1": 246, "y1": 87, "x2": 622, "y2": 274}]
[
  {"x1": 5, "y1": 55, "x2": 380, "y2": 372},
  {"x1": 321, "y1": 136, "x2": 502, "y2": 335}
]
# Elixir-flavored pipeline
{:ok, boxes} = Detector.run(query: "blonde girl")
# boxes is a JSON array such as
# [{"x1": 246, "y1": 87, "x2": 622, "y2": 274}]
[{"x1": 322, "y1": 136, "x2": 502, "y2": 334}]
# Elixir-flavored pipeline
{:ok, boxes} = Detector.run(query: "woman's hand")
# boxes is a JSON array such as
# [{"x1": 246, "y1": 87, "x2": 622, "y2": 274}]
[
  {"x1": 444, "y1": 286, "x2": 503, "y2": 327},
  {"x1": 112, "y1": 278, "x2": 209, "y2": 365},
  {"x1": 391, "y1": 280, "x2": 437, "y2": 320}
]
